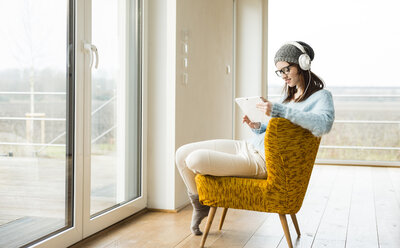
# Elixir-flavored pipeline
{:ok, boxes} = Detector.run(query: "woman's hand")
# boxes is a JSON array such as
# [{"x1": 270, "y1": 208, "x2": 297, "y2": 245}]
[
  {"x1": 242, "y1": 115, "x2": 261, "y2": 129},
  {"x1": 256, "y1": 97, "x2": 273, "y2": 116}
]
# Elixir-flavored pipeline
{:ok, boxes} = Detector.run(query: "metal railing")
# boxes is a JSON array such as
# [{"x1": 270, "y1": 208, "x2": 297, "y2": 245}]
[
  {"x1": 267, "y1": 93, "x2": 400, "y2": 152},
  {"x1": 1, "y1": 92, "x2": 399, "y2": 156},
  {"x1": 0, "y1": 91, "x2": 116, "y2": 156}
]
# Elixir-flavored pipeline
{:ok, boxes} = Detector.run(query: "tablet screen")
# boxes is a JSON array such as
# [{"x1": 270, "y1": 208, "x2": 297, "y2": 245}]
[{"x1": 235, "y1": 96, "x2": 270, "y2": 123}]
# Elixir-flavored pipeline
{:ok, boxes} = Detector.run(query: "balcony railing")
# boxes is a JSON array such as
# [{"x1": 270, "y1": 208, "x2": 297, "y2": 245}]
[{"x1": 0, "y1": 91, "x2": 116, "y2": 156}]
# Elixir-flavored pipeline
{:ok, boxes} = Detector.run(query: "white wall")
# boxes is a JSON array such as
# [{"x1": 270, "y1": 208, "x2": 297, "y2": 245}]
[
  {"x1": 146, "y1": 0, "x2": 176, "y2": 210},
  {"x1": 234, "y1": 0, "x2": 266, "y2": 140},
  {"x1": 175, "y1": 0, "x2": 234, "y2": 208},
  {"x1": 146, "y1": 0, "x2": 267, "y2": 210}
]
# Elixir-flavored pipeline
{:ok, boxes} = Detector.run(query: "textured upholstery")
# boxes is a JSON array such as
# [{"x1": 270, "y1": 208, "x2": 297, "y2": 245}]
[{"x1": 195, "y1": 118, "x2": 321, "y2": 214}]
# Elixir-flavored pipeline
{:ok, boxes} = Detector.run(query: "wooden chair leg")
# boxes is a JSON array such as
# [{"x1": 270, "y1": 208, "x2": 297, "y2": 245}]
[
  {"x1": 200, "y1": 207, "x2": 217, "y2": 248},
  {"x1": 279, "y1": 214, "x2": 293, "y2": 248},
  {"x1": 290, "y1": 214, "x2": 301, "y2": 237},
  {"x1": 218, "y1": 208, "x2": 228, "y2": 230}
]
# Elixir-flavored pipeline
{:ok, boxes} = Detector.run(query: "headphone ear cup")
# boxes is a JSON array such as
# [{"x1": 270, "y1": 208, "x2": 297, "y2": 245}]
[{"x1": 298, "y1": 53, "x2": 311, "y2": 70}]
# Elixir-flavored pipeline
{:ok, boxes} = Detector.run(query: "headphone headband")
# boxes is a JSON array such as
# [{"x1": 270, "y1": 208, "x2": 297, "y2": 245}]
[
  {"x1": 285, "y1": 41, "x2": 307, "y2": 55},
  {"x1": 284, "y1": 41, "x2": 311, "y2": 71}
]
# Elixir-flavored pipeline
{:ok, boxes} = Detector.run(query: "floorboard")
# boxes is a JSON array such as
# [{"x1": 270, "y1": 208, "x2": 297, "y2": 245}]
[
  {"x1": 373, "y1": 167, "x2": 400, "y2": 248},
  {"x1": 68, "y1": 165, "x2": 400, "y2": 248},
  {"x1": 346, "y1": 167, "x2": 378, "y2": 248},
  {"x1": 0, "y1": 216, "x2": 64, "y2": 248},
  {"x1": 312, "y1": 166, "x2": 354, "y2": 246}
]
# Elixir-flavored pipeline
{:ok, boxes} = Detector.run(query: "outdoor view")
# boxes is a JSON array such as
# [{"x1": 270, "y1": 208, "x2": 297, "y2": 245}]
[
  {"x1": 268, "y1": 0, "x2": 400, "y2": 164},
  {"x1": 0, "y1": 0, "x2": 141, "y2": 247},
  {"x1": 89, "y1": 0, "x2": 142, "y2": 216},
  {"x1": 0, "y1": 0, "x2": 69, "y2": 247}
]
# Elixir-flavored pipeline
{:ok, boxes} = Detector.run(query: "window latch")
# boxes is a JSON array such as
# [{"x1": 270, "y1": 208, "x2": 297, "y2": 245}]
[{"x1": 84, "y1": 42, "x2": 99, "y2": 69}]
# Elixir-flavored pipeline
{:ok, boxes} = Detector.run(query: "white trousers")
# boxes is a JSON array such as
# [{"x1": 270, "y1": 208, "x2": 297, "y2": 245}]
[{"x1": 175, "y1": 139, "x2": 267, "y2": 195}]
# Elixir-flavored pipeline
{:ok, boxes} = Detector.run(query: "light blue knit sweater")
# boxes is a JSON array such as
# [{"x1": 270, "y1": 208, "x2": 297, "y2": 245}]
[{"x1": 250, "y1": 89, "x2": 335, "y2": 159}]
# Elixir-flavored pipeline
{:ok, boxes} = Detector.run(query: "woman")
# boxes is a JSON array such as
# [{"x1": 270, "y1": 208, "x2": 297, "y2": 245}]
[{"x1": 176, "y1": 41, "x2": 335, "y2": 235}]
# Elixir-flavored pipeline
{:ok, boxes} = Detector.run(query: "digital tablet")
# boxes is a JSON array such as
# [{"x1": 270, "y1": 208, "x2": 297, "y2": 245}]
[{"x1": 235, "y1": 96, "x2": 270, "y2": 123}]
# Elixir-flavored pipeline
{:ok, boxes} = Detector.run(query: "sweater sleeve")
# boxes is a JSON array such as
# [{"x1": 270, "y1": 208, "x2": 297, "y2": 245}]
[
  {"x1": 251, "y1": 122, "x2": 267, "y2": 134},
  {"x1": 271, "y1": 90, "x2": 335, "y2": 137}
]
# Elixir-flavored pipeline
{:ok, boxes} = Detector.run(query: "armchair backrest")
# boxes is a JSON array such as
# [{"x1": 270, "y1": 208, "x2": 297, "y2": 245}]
[{"x1": 264, "y1": 118, "x2": 321, "y2": 213}]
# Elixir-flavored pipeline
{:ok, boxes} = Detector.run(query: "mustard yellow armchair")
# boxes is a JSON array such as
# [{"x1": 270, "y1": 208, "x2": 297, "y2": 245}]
[{"x1": 195, "y1": 118, "x2": 321, "y2": 248}]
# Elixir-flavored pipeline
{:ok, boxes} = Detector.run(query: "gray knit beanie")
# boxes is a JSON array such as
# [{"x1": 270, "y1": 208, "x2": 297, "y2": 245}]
[{"x1": 274, "y1": 41, "x2": 314, "y2": 65}]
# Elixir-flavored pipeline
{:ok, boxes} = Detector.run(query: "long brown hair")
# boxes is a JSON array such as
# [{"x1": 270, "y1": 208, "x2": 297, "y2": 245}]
[{"x1": 283, "y1": 63, "x2": 324, "y2": 103}]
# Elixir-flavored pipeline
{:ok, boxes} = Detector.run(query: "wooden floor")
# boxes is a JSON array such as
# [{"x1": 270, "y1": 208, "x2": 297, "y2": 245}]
[
  {"x1": 0, "y1": 156, "x2": 118, "y2": 226},
  {"x1": 70, "y1": 165, "x2": 400, "y2": 248}
]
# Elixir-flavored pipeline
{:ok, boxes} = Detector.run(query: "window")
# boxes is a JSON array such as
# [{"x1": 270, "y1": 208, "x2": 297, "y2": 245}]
[
  {"x1": 0, "y1": 1, "x2": 73, "y2": 246},
  {"x1": 268, "y1": 0, "x2": 400, "y2": 165},
  {"x1": 0, "y1": 0, "x2": 144, "y2": 246},
  {"x1": 89, "y1": 0, "x2": 142, "y2": 217}
]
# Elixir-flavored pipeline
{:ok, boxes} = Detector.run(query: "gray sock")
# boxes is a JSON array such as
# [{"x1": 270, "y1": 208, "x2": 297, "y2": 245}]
[{"x1": 188, "y1": 193, "x2": 210, "y2": 235}]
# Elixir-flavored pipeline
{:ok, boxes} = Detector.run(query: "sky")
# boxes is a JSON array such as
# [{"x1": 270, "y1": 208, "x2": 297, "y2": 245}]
[
  {"x1": 0, "y1": 0, "x2": 66, "y2": 70},
  {"x1": 0, "y1": 0, "x2": 119, "y2": 76},
  {"x1": 0, "y1": 0, "x2": 399, "y2": 87},
  {"x1": 268, "y1": 0, "x2": 400, "y2": 87}
]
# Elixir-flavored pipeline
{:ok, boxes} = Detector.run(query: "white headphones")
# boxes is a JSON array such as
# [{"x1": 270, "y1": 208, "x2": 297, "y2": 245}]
[{"x1": 285, "y1": 41, "x2": 312, "y2": 71}]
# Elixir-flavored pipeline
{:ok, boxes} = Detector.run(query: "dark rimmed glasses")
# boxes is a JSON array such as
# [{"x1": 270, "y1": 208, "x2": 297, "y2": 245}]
[{"x1": 275, "y1": 65, "x2": 293, "y2": 77}]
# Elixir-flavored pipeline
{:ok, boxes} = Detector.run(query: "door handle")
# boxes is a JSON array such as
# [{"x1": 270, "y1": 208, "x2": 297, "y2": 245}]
[{"x1": 84, "y1": 43, "x2": 99, "y2": 69}]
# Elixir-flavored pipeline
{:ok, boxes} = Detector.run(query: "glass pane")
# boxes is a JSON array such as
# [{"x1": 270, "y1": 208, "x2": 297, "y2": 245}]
[
  {"x1": 322, "y1": 122, "x2": 400, "y2": 148},
  {"x1": 0, "y1": 0, "x2": 72, "y2": 247},
  {"x1": 318, "y1": 92, "x2": 400, "y2": 162},
  {"x1": 318, "y1": 148, "x2": 400, "y2": 162},
  {"x1": 90, "y1": 0, "x2": 141, "y2": 216},
  {"x1": 268, "y1": 0, "x2": 400, "y2": 164}
]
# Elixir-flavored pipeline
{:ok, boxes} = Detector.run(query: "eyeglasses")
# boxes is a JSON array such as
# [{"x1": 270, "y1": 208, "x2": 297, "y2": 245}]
[{"x1": 275, "y1": 65, "x2": 293, "y2": 77}]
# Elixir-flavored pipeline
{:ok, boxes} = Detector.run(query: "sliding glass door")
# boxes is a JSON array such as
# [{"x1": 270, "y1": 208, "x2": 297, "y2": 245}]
[
  {"x1": 89, "y1": 0, "x2": 141, "y2": 217},
  {"x1": 0, "y1": 0, "x2": 144, "y2": 246},
  {"x1": 0, "y1": 0, "x2": 74, "y2": 247},
  {"x1": 81, "y1": 0, "x2": 144, "y2": 237}
]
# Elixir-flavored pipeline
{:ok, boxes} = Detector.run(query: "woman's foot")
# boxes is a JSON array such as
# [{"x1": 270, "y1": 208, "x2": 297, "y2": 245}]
[{"x1": 189, "y1": 194, "x2": 210, "y2": 235}]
